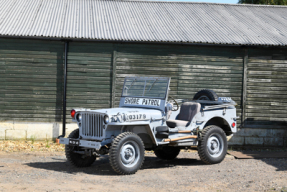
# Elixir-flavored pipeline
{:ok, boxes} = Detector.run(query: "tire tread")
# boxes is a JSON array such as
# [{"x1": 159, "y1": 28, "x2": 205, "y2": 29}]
[
  {"x1": 193, "y1": 89, "x2": 218, "y2": 101},
  {"x1": 197, "y1": 125, "x2": 227, "y2": 164},
  {"x1": 109, "y1": 132, "x2": 145, "y2": 175},
  {"x1": 65, "y1": 129, "x2": 96, "y2": 167}
]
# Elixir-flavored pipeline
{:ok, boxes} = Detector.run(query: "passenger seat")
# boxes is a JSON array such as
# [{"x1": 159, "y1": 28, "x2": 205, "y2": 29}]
[{"x1": 166, "y1": 102, "x2": 201, "y2": 128}]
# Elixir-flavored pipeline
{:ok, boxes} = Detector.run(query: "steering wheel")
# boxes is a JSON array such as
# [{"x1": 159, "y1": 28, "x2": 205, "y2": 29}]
[{"x1": 168, "y1": 96, "x2": 179, "y2": 111}]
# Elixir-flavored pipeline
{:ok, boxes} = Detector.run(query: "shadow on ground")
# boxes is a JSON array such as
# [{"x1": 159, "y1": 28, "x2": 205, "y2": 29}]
[
  {"x1": 260, "y1": 158, "x2": 287, "y2": 172},
  {"x1": 26, "y1": 155, "x2": 205, "y2": 176},
  {"x1": 228, "y1": 148, "x2": 287, "y2": 172}
]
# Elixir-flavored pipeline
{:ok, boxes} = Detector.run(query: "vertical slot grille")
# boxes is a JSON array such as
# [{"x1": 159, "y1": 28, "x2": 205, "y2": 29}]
[{"x1": 81, "y1": 113, "x2": 103, "y2": 137}]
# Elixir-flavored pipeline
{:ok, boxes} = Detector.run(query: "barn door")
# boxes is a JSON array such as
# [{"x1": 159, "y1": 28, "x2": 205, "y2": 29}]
[
  {"x1": 0, "y1": 38, "x2": 64, "y2": 122},
  {"x1": 66, "y1": 42, "x2": 113, "y2": 122},
  {"x1": 245, "y1": 48, "x2": 287, "y2": 128}
]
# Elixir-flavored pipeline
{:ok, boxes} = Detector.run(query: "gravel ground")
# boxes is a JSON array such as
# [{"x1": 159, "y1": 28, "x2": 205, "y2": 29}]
[
  {"x1": 0, "y1": 140, "x2": 64, "y2": 152},
  {"x1": 0, "y1": 143, "x2": 286, "y2": 192}
]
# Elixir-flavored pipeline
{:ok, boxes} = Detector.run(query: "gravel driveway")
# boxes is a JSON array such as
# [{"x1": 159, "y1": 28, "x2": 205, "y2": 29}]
[{"x1": 0, "y1": 150, "x2": 286, "y2": 192}]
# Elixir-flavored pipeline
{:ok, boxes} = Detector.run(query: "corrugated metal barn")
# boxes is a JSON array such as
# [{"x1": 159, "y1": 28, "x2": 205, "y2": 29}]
[{"x1": 0, "y1": 0, "x2": 286, "y2": 146}]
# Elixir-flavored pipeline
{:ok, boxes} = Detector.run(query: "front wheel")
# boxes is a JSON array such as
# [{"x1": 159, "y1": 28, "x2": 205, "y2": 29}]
[
  {"x1": 65, "y1": 129, "x2": 96, "y2": 167},
  {"x1": 197, "y1": 125, "x2": 227, "y2": 164},
  {"x1": 109, "y1": 132, "x2": 145, "y2": 175}
]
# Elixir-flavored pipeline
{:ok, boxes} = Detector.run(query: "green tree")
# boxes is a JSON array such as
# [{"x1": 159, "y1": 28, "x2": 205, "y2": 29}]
[{"x1": 238, "y1": 0, "x2": 287, "y2": 5}]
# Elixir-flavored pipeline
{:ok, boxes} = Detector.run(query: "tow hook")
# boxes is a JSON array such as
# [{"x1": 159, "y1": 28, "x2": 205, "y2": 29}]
[
  {"x1": 93, "y1": 151, "x2": 101, "y2": 157},
  {"x1": 197, "y1": 131, "x2": 201, "y2": 139},
  {"x1": 193, "y1": 126, "x2": 201, "y2": 139}
]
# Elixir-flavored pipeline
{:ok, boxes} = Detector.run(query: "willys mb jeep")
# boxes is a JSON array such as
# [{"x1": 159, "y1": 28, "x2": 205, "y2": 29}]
[{"x1": 59, "y1": 76, "x2": 237, "y2": 175}]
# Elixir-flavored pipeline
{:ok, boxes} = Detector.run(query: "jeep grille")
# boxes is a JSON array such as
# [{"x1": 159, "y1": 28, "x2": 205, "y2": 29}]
[{"x1": 81, "y1": 113, "x2": 104, "y2": 138}]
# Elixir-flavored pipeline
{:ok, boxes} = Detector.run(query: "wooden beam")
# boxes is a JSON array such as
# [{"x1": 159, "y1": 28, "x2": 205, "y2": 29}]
[
  {"x1": 242, "y1": 49, "x2": 248, "y2": 127},
  {"x1": 111, "y1": 46, "x2": 117, "y2": 108},
  {"x1": 178, "y1": 130, "x2": 192, "y2": 133},
  {"x1": 163, "y1": 135, "x2": 197, "y2": 142}
]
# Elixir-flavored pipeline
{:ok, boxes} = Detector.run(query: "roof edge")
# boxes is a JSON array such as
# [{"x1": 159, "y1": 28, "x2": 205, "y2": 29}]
[
  {"x1": 1, "y1": 35, "x2": 286, "y2": 48},
  {"x1": 116, "y1": 0, "x2": 287, "y2": 8}
]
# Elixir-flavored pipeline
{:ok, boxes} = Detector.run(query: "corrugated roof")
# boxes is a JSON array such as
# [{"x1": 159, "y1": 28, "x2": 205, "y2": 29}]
[{"x1": 0, "y1": 0, "x2": 287, "y2": 46}]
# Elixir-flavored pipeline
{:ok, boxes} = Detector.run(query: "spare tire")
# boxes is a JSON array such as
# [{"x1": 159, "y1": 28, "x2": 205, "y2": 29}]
[{"x1": 193, "y1": 89, "x2": 218, "y2": 101}]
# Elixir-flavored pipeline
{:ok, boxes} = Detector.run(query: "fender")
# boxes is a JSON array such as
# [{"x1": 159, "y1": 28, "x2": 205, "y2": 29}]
[{"x1": 191, "y1": 108, "x2": 237, "y2": 135}]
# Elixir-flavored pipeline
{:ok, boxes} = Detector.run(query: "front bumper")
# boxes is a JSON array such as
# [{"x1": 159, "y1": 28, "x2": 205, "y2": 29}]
[{"x1": 59, "y1": 137, "x2": 102, "y2": 150}]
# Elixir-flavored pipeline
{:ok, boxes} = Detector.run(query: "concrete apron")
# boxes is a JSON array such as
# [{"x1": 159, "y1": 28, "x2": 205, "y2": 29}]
[
  {"x1": 0, "y1": 121, "x2": 78, "y2": 140},
  {"x1": 227, "y1": 128, "x2": 287, "y2": 147},
  {"x1": 0, "y1": 122, "x2": 286, "y2": 147}
]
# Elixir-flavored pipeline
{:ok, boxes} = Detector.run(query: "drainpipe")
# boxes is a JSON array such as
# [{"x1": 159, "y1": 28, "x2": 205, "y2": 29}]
[{"x1": 58, "y1": 41, "x2": 68, "y2": 138}]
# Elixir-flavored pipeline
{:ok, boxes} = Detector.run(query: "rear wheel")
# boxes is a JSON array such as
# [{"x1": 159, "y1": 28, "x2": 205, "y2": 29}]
[
  {"x1": 109, "y1": 132, "x2": 145, "y2": 175},
  {"x1": 198, "y1": 125, "x2": 227, "y2": 164},
  {"x1": 65, "y1": 129, "x2": 96, "y2": 167},
  {"x1": 193, "y1": 89, "x2": 218, "y2": 101},
  {"x1": 154, "y1": 147, "x2": 180, "y2": 160}
]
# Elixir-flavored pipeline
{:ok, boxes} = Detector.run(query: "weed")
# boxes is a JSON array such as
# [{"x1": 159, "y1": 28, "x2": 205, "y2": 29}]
[
  {"x1": 45, "y1": 134, "x2": 50, "y2": 148},
  {"x1": 45, "y1": 140, "x2": 50, "y2": 148},
  {"x1": 30, "y1": 135, "x2": 36, "y2": 144}
]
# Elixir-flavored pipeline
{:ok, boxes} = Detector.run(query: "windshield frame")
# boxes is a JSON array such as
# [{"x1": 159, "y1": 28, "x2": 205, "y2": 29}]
[{"x1": 121, "y1": 76, "x2": 170, "y2": 100}]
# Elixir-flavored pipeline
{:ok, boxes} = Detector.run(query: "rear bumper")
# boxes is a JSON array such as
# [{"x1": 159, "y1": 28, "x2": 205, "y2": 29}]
[{"x1": 59, "y1": 137, "x2": 102, "y2": 150}]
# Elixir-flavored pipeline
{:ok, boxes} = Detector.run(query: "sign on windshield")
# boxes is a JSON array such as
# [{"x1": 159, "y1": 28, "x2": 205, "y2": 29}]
[{"x1": 122, "y1": 77, "x2": 170, "y2": 100}]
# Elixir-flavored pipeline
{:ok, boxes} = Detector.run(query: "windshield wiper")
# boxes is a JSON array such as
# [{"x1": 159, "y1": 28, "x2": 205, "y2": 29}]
[
  {"x1": 127, "y1": 79, "x2": 136, "y2": 91},
  {"x1": 146, "y1": 79, "x2": 158, "y2": 94}
]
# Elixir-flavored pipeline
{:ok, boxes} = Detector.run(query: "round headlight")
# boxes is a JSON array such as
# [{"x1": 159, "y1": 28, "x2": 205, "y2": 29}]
[
  {"x1": 104, "y1": 115, "x2": 109, "y2": 124},
  {"x1": 76, "y1": 114, "x2": 82, "y2": 122}
]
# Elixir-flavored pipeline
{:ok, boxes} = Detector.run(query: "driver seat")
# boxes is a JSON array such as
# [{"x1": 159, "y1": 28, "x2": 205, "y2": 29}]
[{"x1": 166, "y1": 102, "x2": 201, "y2": 128}]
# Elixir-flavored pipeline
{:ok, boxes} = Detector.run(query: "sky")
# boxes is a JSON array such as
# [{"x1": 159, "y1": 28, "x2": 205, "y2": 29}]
[{"x1": 154, "y1": 0, "x2": 238, "y2": 3}]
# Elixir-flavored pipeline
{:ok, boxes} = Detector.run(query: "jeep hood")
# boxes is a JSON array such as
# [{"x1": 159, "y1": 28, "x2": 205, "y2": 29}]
[{"x1": 82, "y1": 107, "x2": 163, "y2": 120}]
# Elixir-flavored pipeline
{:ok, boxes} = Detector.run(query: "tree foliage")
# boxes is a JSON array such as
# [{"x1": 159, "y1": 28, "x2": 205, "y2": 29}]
[{"x1": 238, "y1": 0, "x2": 287, "y2": 5}]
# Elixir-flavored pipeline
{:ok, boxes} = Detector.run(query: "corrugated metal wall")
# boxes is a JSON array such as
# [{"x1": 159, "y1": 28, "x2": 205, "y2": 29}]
[
  {"x1": 114, "y1": 44, "x2": 243, "y2": 125},
  {"x1": 245, "y1": 48, "x2": 287, "y2": 128},
  {"x1": 0, "y1": 39, "x2": 64, "y2": 122}
]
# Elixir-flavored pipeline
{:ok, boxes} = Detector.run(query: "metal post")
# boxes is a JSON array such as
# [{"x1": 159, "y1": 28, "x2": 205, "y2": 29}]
[{"x1": 58, "y1": 41, "x2": 68, "y2": 138}]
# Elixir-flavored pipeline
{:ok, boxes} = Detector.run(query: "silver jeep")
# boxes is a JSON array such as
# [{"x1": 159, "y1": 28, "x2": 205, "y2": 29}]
[{"x1": 59, "y1": 76, "x2": 237, "y2": 175}]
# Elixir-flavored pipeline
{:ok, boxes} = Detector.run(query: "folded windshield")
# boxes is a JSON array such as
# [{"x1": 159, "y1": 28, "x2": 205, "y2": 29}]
[{"x1": 122, "y1": 77, "x2": 169, "y2": 99}]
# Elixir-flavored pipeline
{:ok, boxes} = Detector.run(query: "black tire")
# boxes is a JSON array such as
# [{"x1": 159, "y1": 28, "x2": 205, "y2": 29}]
[
  {"x1": 109, "y1": 132, "x2": 145, "y2": 175},
  {"x1": 65, "y1": 129, "x2": 96, "y2": 167},
  {"x1": 193, "y1": 89, "x2": 218, "y2": 101},
  {"x1": 197, "y1": 125, "x2": 227, "y2": 164},
  {"x1": 154, "y1": 146, "x2": 180, "y2": 160}
]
